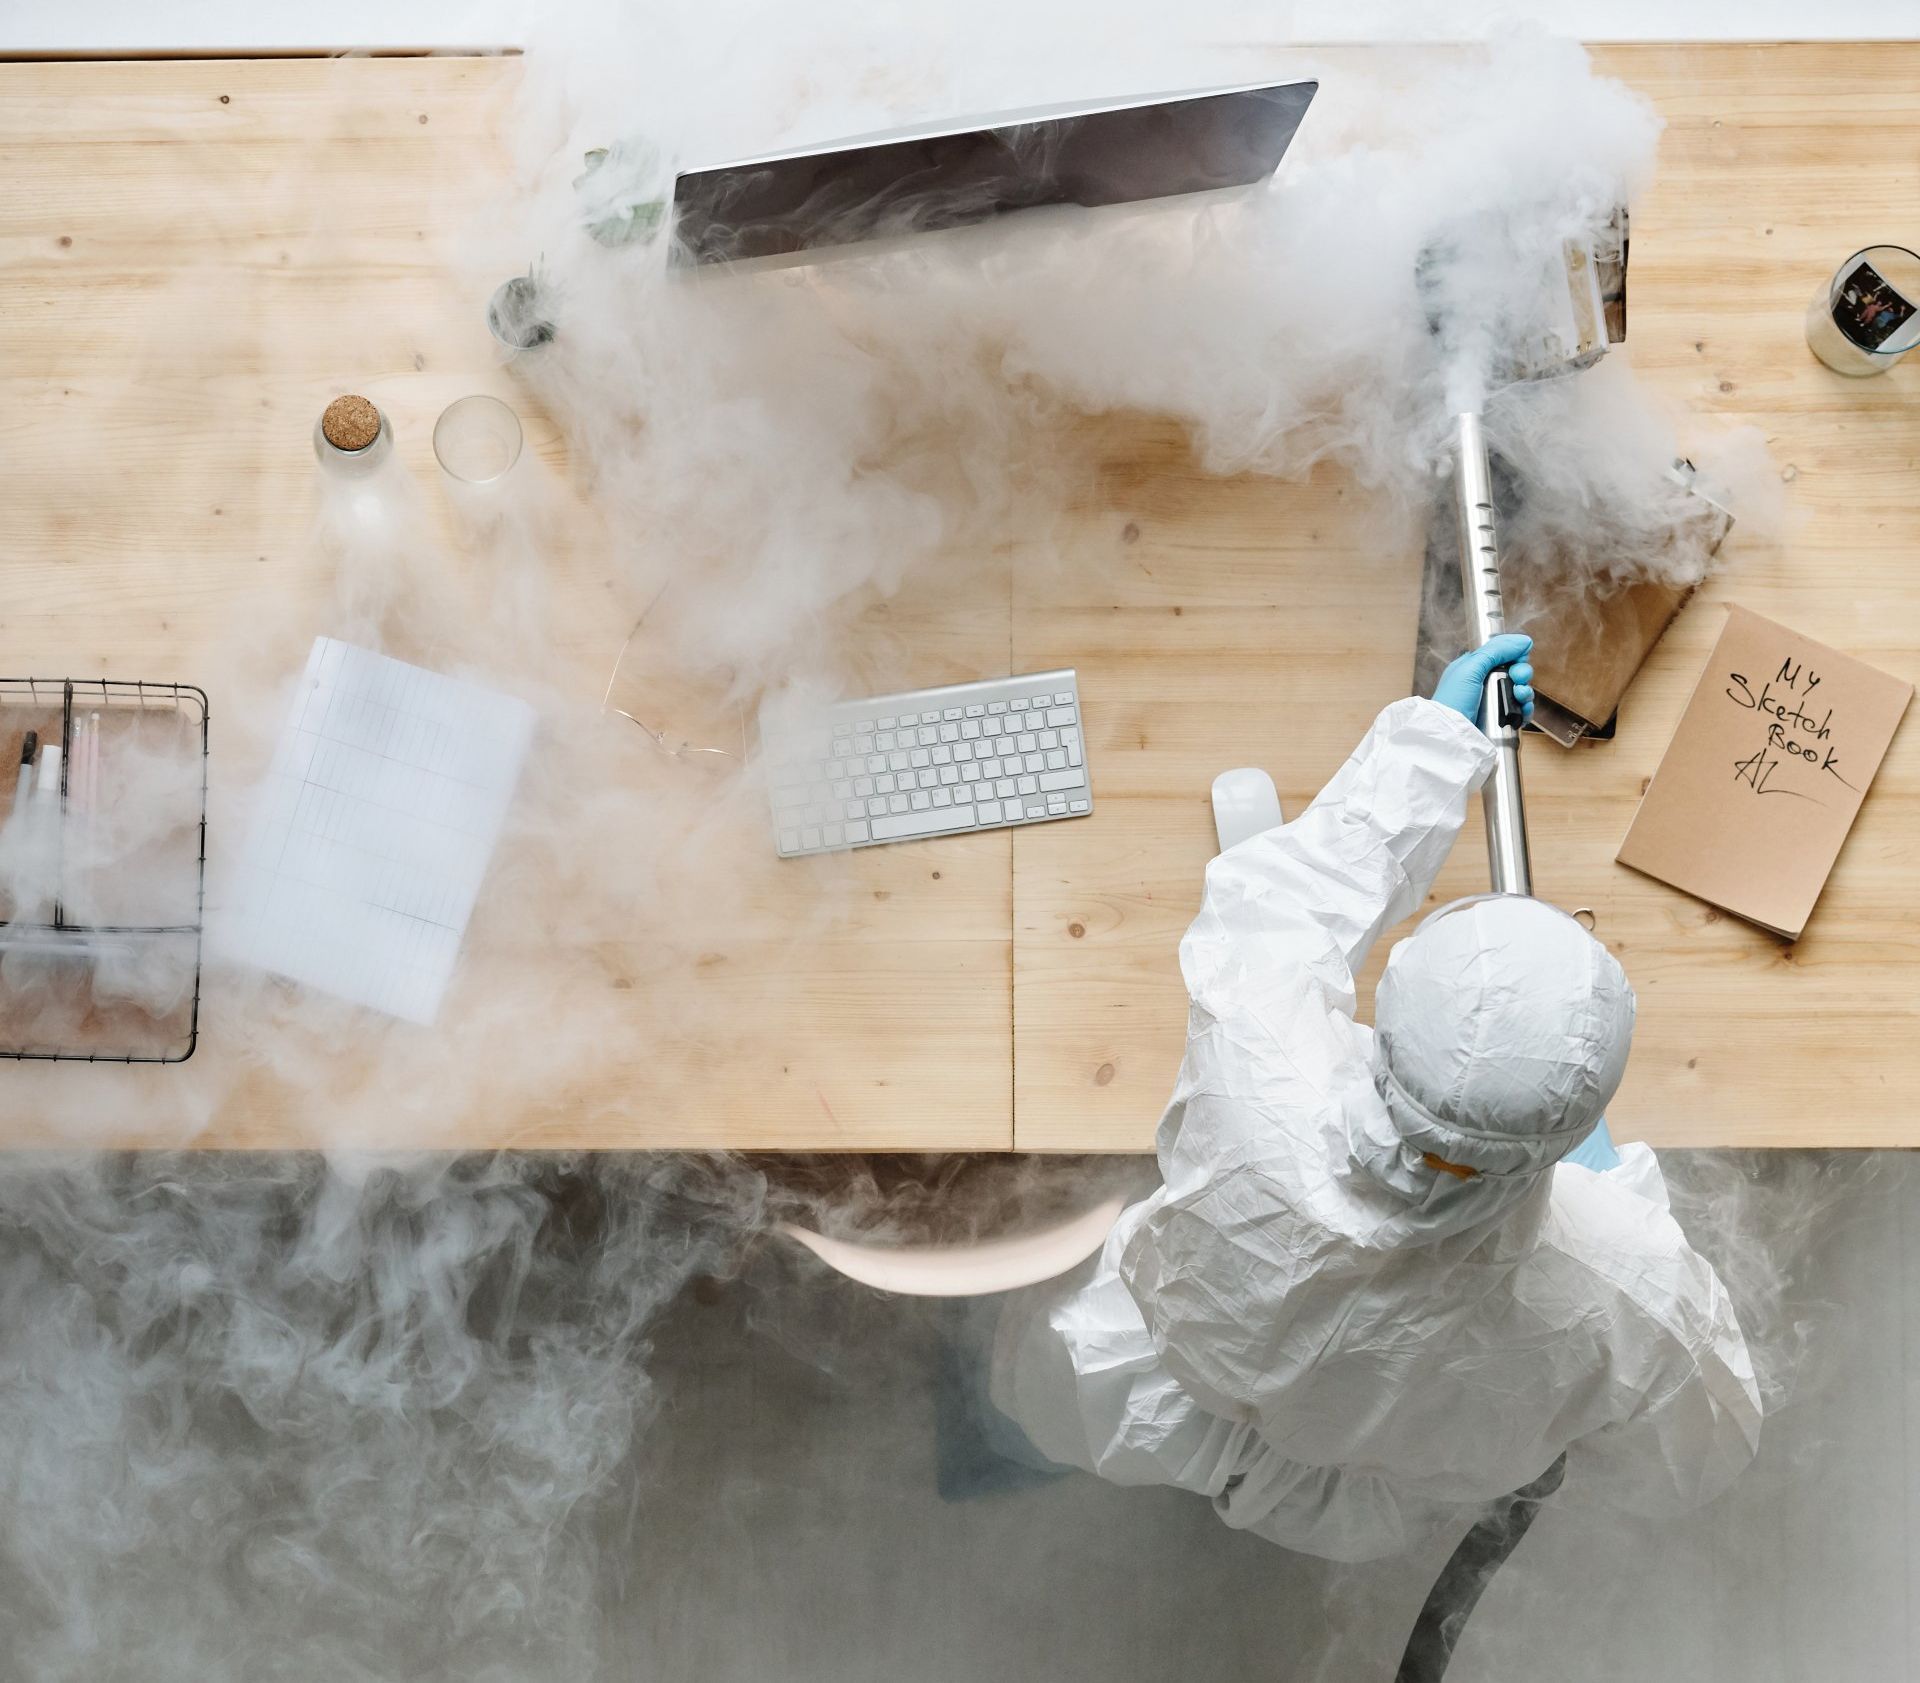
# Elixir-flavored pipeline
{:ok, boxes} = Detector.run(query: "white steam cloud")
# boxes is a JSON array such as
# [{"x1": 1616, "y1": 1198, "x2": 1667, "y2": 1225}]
[{"x1": 0, "y1": 7, "x2": 1842, "y2": 1678}]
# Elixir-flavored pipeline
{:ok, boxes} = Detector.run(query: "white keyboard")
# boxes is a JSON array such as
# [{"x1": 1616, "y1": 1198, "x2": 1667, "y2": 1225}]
[{"x1": 764, "y1": 669, "x2": 1093, "y2": 856}]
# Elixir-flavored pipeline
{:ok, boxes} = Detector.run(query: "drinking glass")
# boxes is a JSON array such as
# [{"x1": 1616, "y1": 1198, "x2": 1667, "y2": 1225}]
[{"x1": 432, "y1": 395, "x2": 523, "y2": 485}]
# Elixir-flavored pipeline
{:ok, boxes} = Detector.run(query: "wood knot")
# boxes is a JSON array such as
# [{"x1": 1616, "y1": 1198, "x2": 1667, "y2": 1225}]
[
  {"x1": 1093, "y1": 1062, "x2": 1115, "y2": 1086},
  {"x1": 1120, "y1": 521, "x2": 1141, "y2": 544},
  {"x1": 1067, "y1": 922, "x2": 1085, "y2": 939}
]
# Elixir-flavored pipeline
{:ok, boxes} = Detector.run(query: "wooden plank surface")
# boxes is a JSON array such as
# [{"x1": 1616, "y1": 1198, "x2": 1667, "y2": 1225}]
[
  {"x1": 3, "y1": 47, "x2": 1915, "y2": 1151},
  {"x1": 1014, "y1": 41, "x2": 1920, "y2": 1150},
  {"x1": 0, "y1": 57, "x2": 1014, "y2": 1150}
]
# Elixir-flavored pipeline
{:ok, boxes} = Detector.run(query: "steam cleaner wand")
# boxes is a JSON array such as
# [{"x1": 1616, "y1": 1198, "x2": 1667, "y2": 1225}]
[{"x1": 1448, "y1": 409, "x2": 1532, "y2": 896}]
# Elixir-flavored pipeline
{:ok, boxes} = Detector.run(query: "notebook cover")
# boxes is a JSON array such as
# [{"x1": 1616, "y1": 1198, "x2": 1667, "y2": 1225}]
[
  {"x1": 1616, "y1": 605, "x2": 1912, "y2": 937},
  {"x1": 1520, "y1": 576, "x2": 1692, "y2": 736}
]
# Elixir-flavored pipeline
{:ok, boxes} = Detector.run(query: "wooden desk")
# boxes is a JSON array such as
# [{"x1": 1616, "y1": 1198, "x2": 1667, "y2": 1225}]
[
  {"x1": 0, "y1": 55, "x2": 1014, "y2": 1149},
  {"x1": 1, "y1": 46, "x2": 1913, "y2": 1150},
  {"x1": 1016, "y1": 43, "x2": 1920, "y2": 1150}
]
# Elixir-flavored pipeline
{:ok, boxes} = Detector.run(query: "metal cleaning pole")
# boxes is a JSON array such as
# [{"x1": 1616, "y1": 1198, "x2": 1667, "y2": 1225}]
[{"x1": 1450, "y1": 410, "x2": 1532, "y2": 897}]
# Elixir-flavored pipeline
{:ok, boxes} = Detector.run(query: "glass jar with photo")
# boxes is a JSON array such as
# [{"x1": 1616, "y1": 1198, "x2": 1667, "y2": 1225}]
[{"x1": 1805, "y1": 246, "x2": 1920, "y2": 375}]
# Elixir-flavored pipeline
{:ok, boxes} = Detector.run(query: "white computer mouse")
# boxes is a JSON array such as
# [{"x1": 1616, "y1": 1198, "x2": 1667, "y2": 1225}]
[{"x1": 1211, "y1": 768, "x2": 1284, "y2": 854}]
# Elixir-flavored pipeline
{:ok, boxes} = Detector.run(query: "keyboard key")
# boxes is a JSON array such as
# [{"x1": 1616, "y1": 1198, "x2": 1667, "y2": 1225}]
[
  {"x1": 983, "y1": 718, "x2": 1003, "y2": 736},
  {"x1": 1046, "y1": 707, "x2": 1076, "y2": 726},
  {"x1": 1045, "y1": 750, "x2": 1066, "y2": 770},
  {"x1": 873, "y1": 804, "x2": 974, "y2": 840},
  {"x1": 1047, "y1": 797, "x2": 1066, "y2": 815},
  {"x1": 978, "y1": 800, "x2": 1001, "y2": 823},
  {"x1": 876, "y1": 731, "x2": 895, "y2": 750},
  {"x1": 832, "y1": 780, "x2": 852, "y2": 800},
  {"x1": 1069, "y1": 800, "x2": 1089, "y2": 814},
  {"x1": 909, "y1": 748, "x2": 930, "y2": 768},
  {"x1": 1018, "y1": 775, "x2": 1039, "y2": 795},
  {"x1": 1037, "y1": 730, "x2": 1059, "y2": 749},
  {"x1": 855, "y1": 777, "x2": 874, "y2": 796},
  {"x1": 1026, "y1": 801, "x2": 1048, "y2": 819},
  {"x1": 879, "y1": 717, "x2": 896, "y2": 730},
  {"x1": 854, "y1": 735, "x2": 873, "y2": 753},
  {"x1": 996, "y1": 779, "x2": 1017, "y2": 798},
  {"x1": 1063, "y1": 731, "x2": 1083, "y2": 767},
  {"x1": 1038, "y1": 769, "x2": 1085, "y2": 793},
  {"x1": 866, "y1": 755, "x2": 887, "y2": 775},
  {"x1": 940, "y1": 723, "x2": 959, "y2": 743},
  {"x1": 833, "y1": 722, "x2": 851, "y2": 736},
  {"x1": 779, "y1": 829, "x2": 800, "y2": 853},
  {"x1": 965, "y1": 705, "x2": 985, "y2": 717},
  {"x1": 987, "y1": 701, "x2": 1007, "y2": 714},
  {"x1": 943, "y1": 707, "x2": 962, "y2": 721},
  {"x1": 932, "y1": 787, "x2": 952, "y2": 807},
  {"x1": 825, "y1": 823, "x2": 845, "y2": 845},
  {"x1": 889, "y1": 795, "x2": 909, "y2": 814},
  {"x1": 1054, "y1": 692, "x2": 1073, "y2": 705},
  {"x1": 844, "y1": 800, "x2": 866, "y2": 820},
  {"x1": 847, "y1": 819, "x2": 871, "y2": 842},
  {"x1": 940, "y1": 766, "x2": 959, "y2": 785},
  {"x1": 876, "y1": 774, "x2": 896, "y2": 794},
  {"x1": 911, "y1": 791, "x2": 931, "y2": 811},
  {"x1": 918, "y1": 770, "x2": 938, "y2": 789},
  {"x1": 916, "y1": 727, "x2": 937, "y2": 746},
  {"x1": 899, "y1": 712, "x2": 919, "y2": 727},
  {"x1": 802, "y1": 827, "x2": 822, "y2": 849},
  {"x1": 888, "y1": 751, "x2": 909, "y2": 771},
  {"x1": 868, "y1": 797, "x2": 888, "y2": 817},
  {"x1": 948, "y1": 743, "x2": 967, "y2": 762},
  {"x1": 962, "y1": 763, "x2": 982, "y2": 782},
  {"x1": 961, "y1": 720, "x2": 981, "y2": 739},
  {"x1": 1023, "y1": 754, "x2": 1044, "y2": 774},
  {"x1": 1017, "y1": 733, "x2": 1038, "y2": 754}
]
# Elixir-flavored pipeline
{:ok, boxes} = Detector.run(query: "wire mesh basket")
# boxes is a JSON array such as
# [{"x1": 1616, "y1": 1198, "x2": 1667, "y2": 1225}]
[{"x1": 0, "y1": 678, "x2": 209, "y2": 1063}]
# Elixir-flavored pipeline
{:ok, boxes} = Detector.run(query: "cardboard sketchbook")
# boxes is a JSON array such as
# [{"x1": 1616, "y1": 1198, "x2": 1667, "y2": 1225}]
[{"x1": 1617, "y1": 606, "x2": 1912, "y2": 937}]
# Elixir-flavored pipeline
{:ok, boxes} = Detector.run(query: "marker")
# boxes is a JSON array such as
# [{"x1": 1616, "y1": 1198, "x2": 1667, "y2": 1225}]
[{"x1": 12, "y1": 731, "x2": 37, "y2": 815}]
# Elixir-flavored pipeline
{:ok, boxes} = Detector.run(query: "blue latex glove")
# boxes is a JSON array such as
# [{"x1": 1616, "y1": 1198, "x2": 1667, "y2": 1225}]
[{"x1": 1433, "y1": 634, "x2": 1535, "y2": 728}]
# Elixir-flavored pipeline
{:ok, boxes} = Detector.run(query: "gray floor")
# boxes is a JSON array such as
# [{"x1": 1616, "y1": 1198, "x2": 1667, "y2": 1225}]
[
  {"x1": 606, "y1": 1151, "x2": 1916, "y2": 1683},
  {"x1": 0, "y1": 1150, "x2": 1909, "y2": 1681}
]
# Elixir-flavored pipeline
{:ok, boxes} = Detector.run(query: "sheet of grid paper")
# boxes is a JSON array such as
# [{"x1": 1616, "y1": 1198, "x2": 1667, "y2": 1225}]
[{"x1": 225, "y1": 638, "x2": 535, "y2": 1025}]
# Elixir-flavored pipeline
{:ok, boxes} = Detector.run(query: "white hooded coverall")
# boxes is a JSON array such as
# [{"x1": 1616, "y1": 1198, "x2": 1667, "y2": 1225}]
[{"x1": 992, "y1": 697, "x2": 1761, "y2": 1562}]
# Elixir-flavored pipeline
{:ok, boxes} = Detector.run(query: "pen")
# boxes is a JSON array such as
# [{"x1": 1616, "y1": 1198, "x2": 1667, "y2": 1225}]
[{"x1": 10, "y1": 730, "x2": 37, "y2": 821}]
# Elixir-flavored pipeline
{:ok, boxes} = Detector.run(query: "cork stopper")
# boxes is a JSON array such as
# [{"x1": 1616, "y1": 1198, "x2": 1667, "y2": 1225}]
[{"x1": 321, "y1": 395, "x2": 381, "y2": 453}]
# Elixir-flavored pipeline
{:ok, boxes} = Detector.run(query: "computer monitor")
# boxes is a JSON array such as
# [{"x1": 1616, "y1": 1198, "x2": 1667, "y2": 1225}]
[{"x1": 669, "y1": 80, "x2": 1318, "y2": 268}]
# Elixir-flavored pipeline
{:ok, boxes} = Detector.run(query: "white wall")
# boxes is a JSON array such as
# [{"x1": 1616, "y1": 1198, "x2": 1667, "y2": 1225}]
[{"x1": 0, "y1": 0, "x2": 1910, "y2": 55}]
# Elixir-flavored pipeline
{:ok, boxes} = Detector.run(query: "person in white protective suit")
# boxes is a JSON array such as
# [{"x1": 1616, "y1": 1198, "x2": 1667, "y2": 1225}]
[{"x1": 990, "y1": 636, "x2": 1761, "y2": 1562}]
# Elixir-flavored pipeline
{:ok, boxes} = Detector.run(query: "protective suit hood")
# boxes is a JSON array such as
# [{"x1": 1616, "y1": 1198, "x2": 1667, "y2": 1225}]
[
  {"x1": 1362, "y1": 893, "x2": 1636, "y2": 1198},
  {"x1": 992, "y1": 700, "x2": 1758, "y2": 1565}
]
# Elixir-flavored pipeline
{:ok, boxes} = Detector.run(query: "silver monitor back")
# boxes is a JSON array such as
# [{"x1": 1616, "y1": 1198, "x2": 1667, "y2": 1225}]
[{"x1": 669, "y1": 80, "x2": 1318, "y2": 269}]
